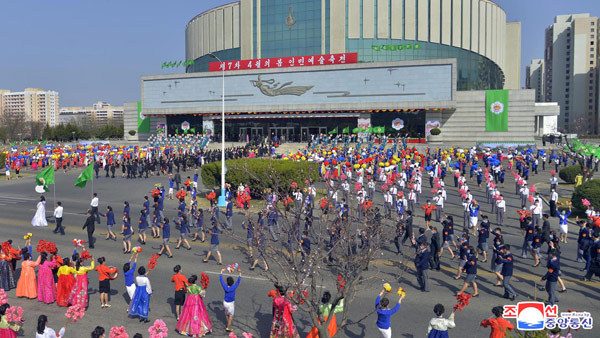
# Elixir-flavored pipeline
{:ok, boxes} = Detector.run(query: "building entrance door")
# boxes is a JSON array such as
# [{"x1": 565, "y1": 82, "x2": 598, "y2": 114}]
[
  {"x1": 270, "y1": 127, "x2": 296, "y2": 143},
  {"x1": 301, "y1": 127, "x2": 328, "y2": 142}
]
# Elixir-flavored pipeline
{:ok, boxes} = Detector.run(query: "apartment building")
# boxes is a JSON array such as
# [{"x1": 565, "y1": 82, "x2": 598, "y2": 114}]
[
  {"x1": 0, "y1": 88, "x2": 60, "y2": 126},
  {"x1": 59, "y1": 101, "x2": 123, "y2": 125}
]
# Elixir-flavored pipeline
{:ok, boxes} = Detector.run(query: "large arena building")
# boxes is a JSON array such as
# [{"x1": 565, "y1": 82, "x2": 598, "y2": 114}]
[{"x1": 125, "y1": 0, "x2": 560, "y2": 144}]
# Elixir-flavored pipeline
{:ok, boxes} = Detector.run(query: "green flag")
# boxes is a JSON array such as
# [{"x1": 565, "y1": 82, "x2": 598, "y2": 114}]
[
  {"x1": 328, "y1": 127, "x2": 338, "y2": 134},
  {"x1": 137, "y1": 101, "x2": 150, "y2": 133},
  {"x1": 372, "y1": 126, "x2": 385, "y2": 134},
  {"x1": 342, "y1": 126, "x2": 350, "y2": 134},
  {"x1": 74, "y1": 163, "x2": 93, "y2": 189},
  {"x1": 485, "y1": 90, "x2": 509, "y2": 132},
  {"x1": 352, "y1": 127, "x2": 359, "y2": 134},
  {"x1": 35, "y1": 166, "x2": 55, "y2": 192},
  {"x1": 371, "y1": 45, "x2": 381, "y2": 51},
  {"x1": 190, "y1": 128, "x2": 196, "y2": 133}
]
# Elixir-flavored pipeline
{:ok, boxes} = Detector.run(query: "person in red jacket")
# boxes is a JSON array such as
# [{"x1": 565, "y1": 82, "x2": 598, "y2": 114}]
[
  {"x1": 421, "y1": 200, "x2": 437, "y2": 227},
  {"x1": 480, "y1": 306, "x2": 514, "y2": 338}
]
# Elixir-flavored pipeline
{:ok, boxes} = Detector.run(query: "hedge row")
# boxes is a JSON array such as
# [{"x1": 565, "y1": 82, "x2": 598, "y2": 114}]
[
  {"x1": 572, "y1": 179, "x2": 600, "y2": 211},
  {"x1": 201, "y1": 159, "x2": 320, "y2": 195},
  {"x1": 0, "y1": 153, "x2": 5, "y2": 176},
  {"x1": 559, "y1": 164, "x2": 581, "y2": 184}
]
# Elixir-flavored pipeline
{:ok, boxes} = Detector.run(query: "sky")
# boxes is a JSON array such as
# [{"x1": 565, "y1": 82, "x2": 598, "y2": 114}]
[{"x1": 0, "y1": 0, "x2": 599, "y2": 107}]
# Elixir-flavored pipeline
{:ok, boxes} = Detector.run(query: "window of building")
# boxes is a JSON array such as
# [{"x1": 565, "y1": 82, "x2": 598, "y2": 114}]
[
  {"x1": 591, "y1": 105, "x2": 595, "y2": 110},
  {"x1": 566, "y1": 100, "x2": 569, "y2": 104},
  {"x1": 592, "y1": 61, "x2": 595, "y2": 65},
  {"x1": 592, "y1": 34, "x2": 595, "y2": 39},
  {"x1": 592, "y1": 67, "x2": 595, "y2": 71},
  {"x1": 592, "y1": 41, "x2": 595, "y2": 45},
  {"x1": 567, "y1": 45, "x2": 571, "y2": 49},
  {"x1": 590, "y1": 99, "x2": 594, "y2": 103}
]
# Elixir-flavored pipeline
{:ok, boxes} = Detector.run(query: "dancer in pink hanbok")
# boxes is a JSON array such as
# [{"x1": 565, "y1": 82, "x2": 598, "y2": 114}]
[
  {"x1": 175, "y1": 275, "x2": 212, "y2": 337},
  {"x1": 37, "y1": 252, "x2": 57, "y2": 304},
  {"x1": 67, "y1": 255, "x2": 95, "y2": 308}
]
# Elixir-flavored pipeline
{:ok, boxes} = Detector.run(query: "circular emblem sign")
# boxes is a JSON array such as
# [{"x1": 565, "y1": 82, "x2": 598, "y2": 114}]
[
  {"x1": 491, "y1": 101, "x2": 504, "y2": 115},
  {"x1": 181, "y1": 121, "x2": 190, "y2": 131},
  {"x1": 391, "y1": 118, "x2": 404, "y2": 130}
]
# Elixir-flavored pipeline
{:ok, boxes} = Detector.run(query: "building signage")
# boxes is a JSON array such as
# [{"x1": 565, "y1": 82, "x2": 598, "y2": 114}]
[
  {"x1": 372, "y1": 44, "x2": 421, "y2": 51},
  {"x1": 208, "y1": 53, "x2": 358, "y2": 72}
]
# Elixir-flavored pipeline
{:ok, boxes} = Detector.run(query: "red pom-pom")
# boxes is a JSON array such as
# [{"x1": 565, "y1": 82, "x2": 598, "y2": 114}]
[
  {"x1": 80, "y1": 250, "x2": 92, "y2": 261},
  {"x1": 200, "y1": 272, "x2": 210, "y2": 289}
]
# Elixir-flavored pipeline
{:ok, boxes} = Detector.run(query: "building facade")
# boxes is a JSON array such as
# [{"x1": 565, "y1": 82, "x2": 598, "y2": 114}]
[
  {"x1": 59, "y1": 101, "x2": 124, "y2": 125},
  {"x1": 526, "y1": 59, "x2": 544, "y2": 102},
  {"x1": 185, "y1": 0, "x2": 521, "y2": 91},
  {"x1": 544, "y1": 14, "x2": 599, "y2": 133},
  {"x1": 0, "y1": 88, "x2": 59, "y2": 127}
]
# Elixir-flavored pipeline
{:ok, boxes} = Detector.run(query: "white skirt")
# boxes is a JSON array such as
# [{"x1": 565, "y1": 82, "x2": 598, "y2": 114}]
[{"x1": 559, "y1": 223, "x2": 568, "y2": 234}]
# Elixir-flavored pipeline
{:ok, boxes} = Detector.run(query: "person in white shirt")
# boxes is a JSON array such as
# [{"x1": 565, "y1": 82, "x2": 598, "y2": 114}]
[
  {"x1": 434, "y1": 192, "x2": 444, "y2": 222},
  {"x1": 549, "y1": 188, "x2": 559, "y2": 217},
  {"x1": 53, "y1": 201, "x2": 64, "y2": 235},
  {"x1": 530, "y1": 200, "x2": 543, "y2": 227},
  {"x1": 496, "y1": 196, "x2": 506, "y2": 227},
  {"x1": 383, "y1": 190, "x2": 393, "y2": 217},
  {"x1": 293, "y1": 189, "x2": 303, "y2": 214},
  {"x1": 520, "y1": 185, "x2": 529, "y2": 207},
  {"x1": 341, "y1": 181, "x2": 350, "y2": 201},
  {"x1": 462, "y1": 198, "x2": 471, "y2": 229},
  {"x1": 368, "y1": 180, "x2": 376, "y2": 200},
  {"x1": 389, "y1": 185, "x2": 398, "y2": 206},
  {"x1": 35, "y1": 314, "x2": 67, "y2": 338},
  {"x1": 549, "y1": 175, "x2": 558, "y2": 191},
  {"x1": 90, "y1": 193, "x2": 100, "y2": 224},
  {"x1": 408, "y1": 189, "x2": 416, "y2": 212}
]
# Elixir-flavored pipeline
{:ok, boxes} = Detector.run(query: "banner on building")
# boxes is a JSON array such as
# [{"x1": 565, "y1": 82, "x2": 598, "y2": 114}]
[
  {"x1": 209, "y1": 53, "x2": 358, "y2": 72},
  {"x1": 156, "y1": 123, "x2": 166, "y2": 137},
  {"x1": 486, "y1": 90, "x2": 509, "y2": 132},
  {"x1": 137, "y1": 101, "x2": 150, "y2": 133},
  {"x1": 203, "y1": 121, "x2": 214, "y2": 137}
]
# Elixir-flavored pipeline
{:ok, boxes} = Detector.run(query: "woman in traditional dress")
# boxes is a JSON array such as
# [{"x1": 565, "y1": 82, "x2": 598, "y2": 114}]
[
  {"x1": 15, "y1": 250, "x2": 41, "y2": 299},
  {"x1": 32, "y1": 196, "x2": 48, "y2": 227},
  {"x1": 37, "y1": 252, "x2": 57, "y2": 304},
  {"x1": 306, "y1": 291, "x2": 344, "y2": 338},
  {"x1": 0, "y1": 251, "x2": 16, "y2": 291},
  {"x1": 0, "y1": 304, "x2": 20, "y2": 338},
  {"x1": 56, "y1": 257, "x2": 75, "y2": 307},
  {"x1": 427, "y1": 304, "x2": 456, "y2": 338},
  {"x1": 67, "y1": 254, "x2": 95, "y2": 308},
  {"x1": 269, "y1": 286, "x2": 300, "y2": 338},
  {"x1": 128, "y1": 266, "x2": 152, "y2": 323},
  {"x1": 175, "y1": 275, "x2": 212, "y2": 337}
]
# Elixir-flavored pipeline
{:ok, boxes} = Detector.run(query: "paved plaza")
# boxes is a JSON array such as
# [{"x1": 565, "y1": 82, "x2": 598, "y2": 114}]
[{"x1": 0, "y1": 154, "x2": 599, "y2": 337}]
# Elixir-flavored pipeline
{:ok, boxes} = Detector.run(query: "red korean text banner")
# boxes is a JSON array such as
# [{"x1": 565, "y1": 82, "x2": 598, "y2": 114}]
[{"x1": 208, "y1": 53, "x2": 358, "y2": 72}]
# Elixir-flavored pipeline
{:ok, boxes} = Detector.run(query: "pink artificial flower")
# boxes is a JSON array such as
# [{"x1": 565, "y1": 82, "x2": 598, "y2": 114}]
[
  {"x1": 242, "y1": 333, "x2": 254, "y2": 338},
  {"x1": 65, "y1": 304, "x2": 85, "y2": 322},
  {"x1": 148, "y1": 319, "x2": 168, "y2": 338},
  {"x1": 228, "y1": 333, "x2": 238, "y2": 338},
  {"x1": 582, "y1": 198, "x2": 591, "y2": 206},
  {"x1": 110, "y1": 326, "x2": 129, "y2": 338},
  {"x1": 0, "y1": 289, "x2": 7, "y2": 305}
]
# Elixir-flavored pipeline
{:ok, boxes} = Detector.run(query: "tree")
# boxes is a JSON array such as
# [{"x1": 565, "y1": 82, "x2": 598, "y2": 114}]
[
  {"x1": 564, "y1": 137, "x2": 600, "y2": 182},
  {"x1": 223, "y1": 160, "x2": 392, "y2": 338}
]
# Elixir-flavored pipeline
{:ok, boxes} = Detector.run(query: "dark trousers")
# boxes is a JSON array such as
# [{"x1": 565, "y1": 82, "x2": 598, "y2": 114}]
[
  {"x1": 550, "y1": 201, "x2": 556, "y2": 217},
  {"x1": 91, "y1": 207, "x2": 101, "y2": 224},
  {"x1": 429, "y1": 250, "x2": 440, "y2": 270},
  {"x1": 87, "y1": 229, "x2": 95, "y2": 248},
  {"x1": 416, "y1": 269, "x2": 430, "y2": 291},
  {"x1": 54, "y1": 217, "x2": 64, "y2": 235}
]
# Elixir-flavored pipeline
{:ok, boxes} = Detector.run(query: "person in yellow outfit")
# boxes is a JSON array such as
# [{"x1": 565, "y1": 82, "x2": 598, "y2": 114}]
[
  {"x1": 66, "y1": 249, "x2": 95, "y2": 308},
  {"x1": 575, "y1": 173, "x2": 583, "y2": 187}
]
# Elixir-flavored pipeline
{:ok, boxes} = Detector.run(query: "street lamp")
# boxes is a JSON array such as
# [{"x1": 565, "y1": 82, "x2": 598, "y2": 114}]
[{"x1": 209, "y1": 53, "x2": 227, "y2": 207}]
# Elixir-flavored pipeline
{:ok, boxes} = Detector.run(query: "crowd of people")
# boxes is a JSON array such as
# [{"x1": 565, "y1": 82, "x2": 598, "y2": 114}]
[{"x1": 1, "y1": 134, "x2": 599, "y2": 337}]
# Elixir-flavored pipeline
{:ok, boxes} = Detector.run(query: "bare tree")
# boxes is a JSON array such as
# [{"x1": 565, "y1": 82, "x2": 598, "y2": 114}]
[{"x1": 222, "y1": 160, "x2": 394, "y2": 338}]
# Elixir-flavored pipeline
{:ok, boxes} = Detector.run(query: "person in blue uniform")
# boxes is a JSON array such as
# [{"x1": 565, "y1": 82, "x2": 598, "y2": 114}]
[
  {"x1": 121, "y1": 216, "x2": 132, "y2": 253},
  {"x1": 477, "y1": 222, "x2": 489, "y2": 263},
  {"x1": 541, "y1": 251, "x2": 560, "y2": 305},
  {"x1": 100, "y1": 206, "x2": 117, "y2": 241},
  {"x1": 501, "y1": 245, "x2": 517, "y2": 300},
  {"x1": 175, "y1": 215, "x2": 192, "y2": 250},
  {"x1": 454, "y1": 233, "x2": 470, "y2": 279},
  {"x1": 151, "y1": 205, "x2": 161, "y2": 239},
  {"x1": 413, "y1": 241, "x2": 430, "y2": 292},
  {"x1": 225, "y1": 199, "x2": 233, "y2": 230},
  {"x1": 583, "y1": 233, "x2": 600, "y2": 281},
  {"x1": 203, "y1": 223, "x2": 223, "y2": 265},
  {"x1": 457, "y1": 246, "x2": 479, "y2": 297},
  {"x1": 157, "y1": 217, "x2": 173, "y2": 258},
  {"x1": 137, "y1": 210, "x2": 148, "y2": 245}
]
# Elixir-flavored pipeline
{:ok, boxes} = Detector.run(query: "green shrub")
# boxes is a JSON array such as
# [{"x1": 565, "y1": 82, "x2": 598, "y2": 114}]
[
  {"x1": 559, "y1": 164, "x2": 581, "y2": 184},
  {"x1": 128, "y1": 130, "x2": 137, "y2": 136},
  {"x1": 430, "y1": 128, "x2": 441, "y2": 135},
  {"x1": 571, "y1": 179, "x2": 600, "y2": 211},
  {"x1": 201, "y1": 159, "x2": 320, "y2": 196}
]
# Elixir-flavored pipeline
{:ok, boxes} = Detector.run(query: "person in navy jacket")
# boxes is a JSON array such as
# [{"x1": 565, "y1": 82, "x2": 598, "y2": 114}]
[
  {"x1": 137, "y1": 210, "x2": 148, "y2": 245},
  {"x1": 457, "y1": 246, "x2": 479, "y2": 297},
  {"x1": 225, "y1": 199, "x2": 233, "y2": 230},
  {"x1": 501, "y1": 245, "x2": 517, "y2": 300},
  {"x1": 101, "y1": 206, "x2": 117, "y2": 241},
  {"x1": 455, "y1": 233, "x2": 470, "y2": 279},
  {"x1": 541, "y1": 250, "x2": 560, "y2": 305},
  {"x1": 413, "y1": 241, "x2": 430, "y2": 292}
]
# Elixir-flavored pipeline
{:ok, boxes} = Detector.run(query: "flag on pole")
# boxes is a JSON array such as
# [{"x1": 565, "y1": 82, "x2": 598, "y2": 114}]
[
  {"x1": 485, "y1": 90, "x2": 509, "y2": 132},
  {"x1": 35, "y1": 166, "x2": 55, "y2": 192},
  {"x1": 328, "y1": 127, "x2": 338, "y2": 134},
  {"x1": 137, "y1": 101, "x2": 150, "y2": 133},
  {"x1": 342, "y1": 126, "x2": 350, "y2": 134},
  {"x1": 74, "y1": 163, "x2": 93, "y2": 189}
]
